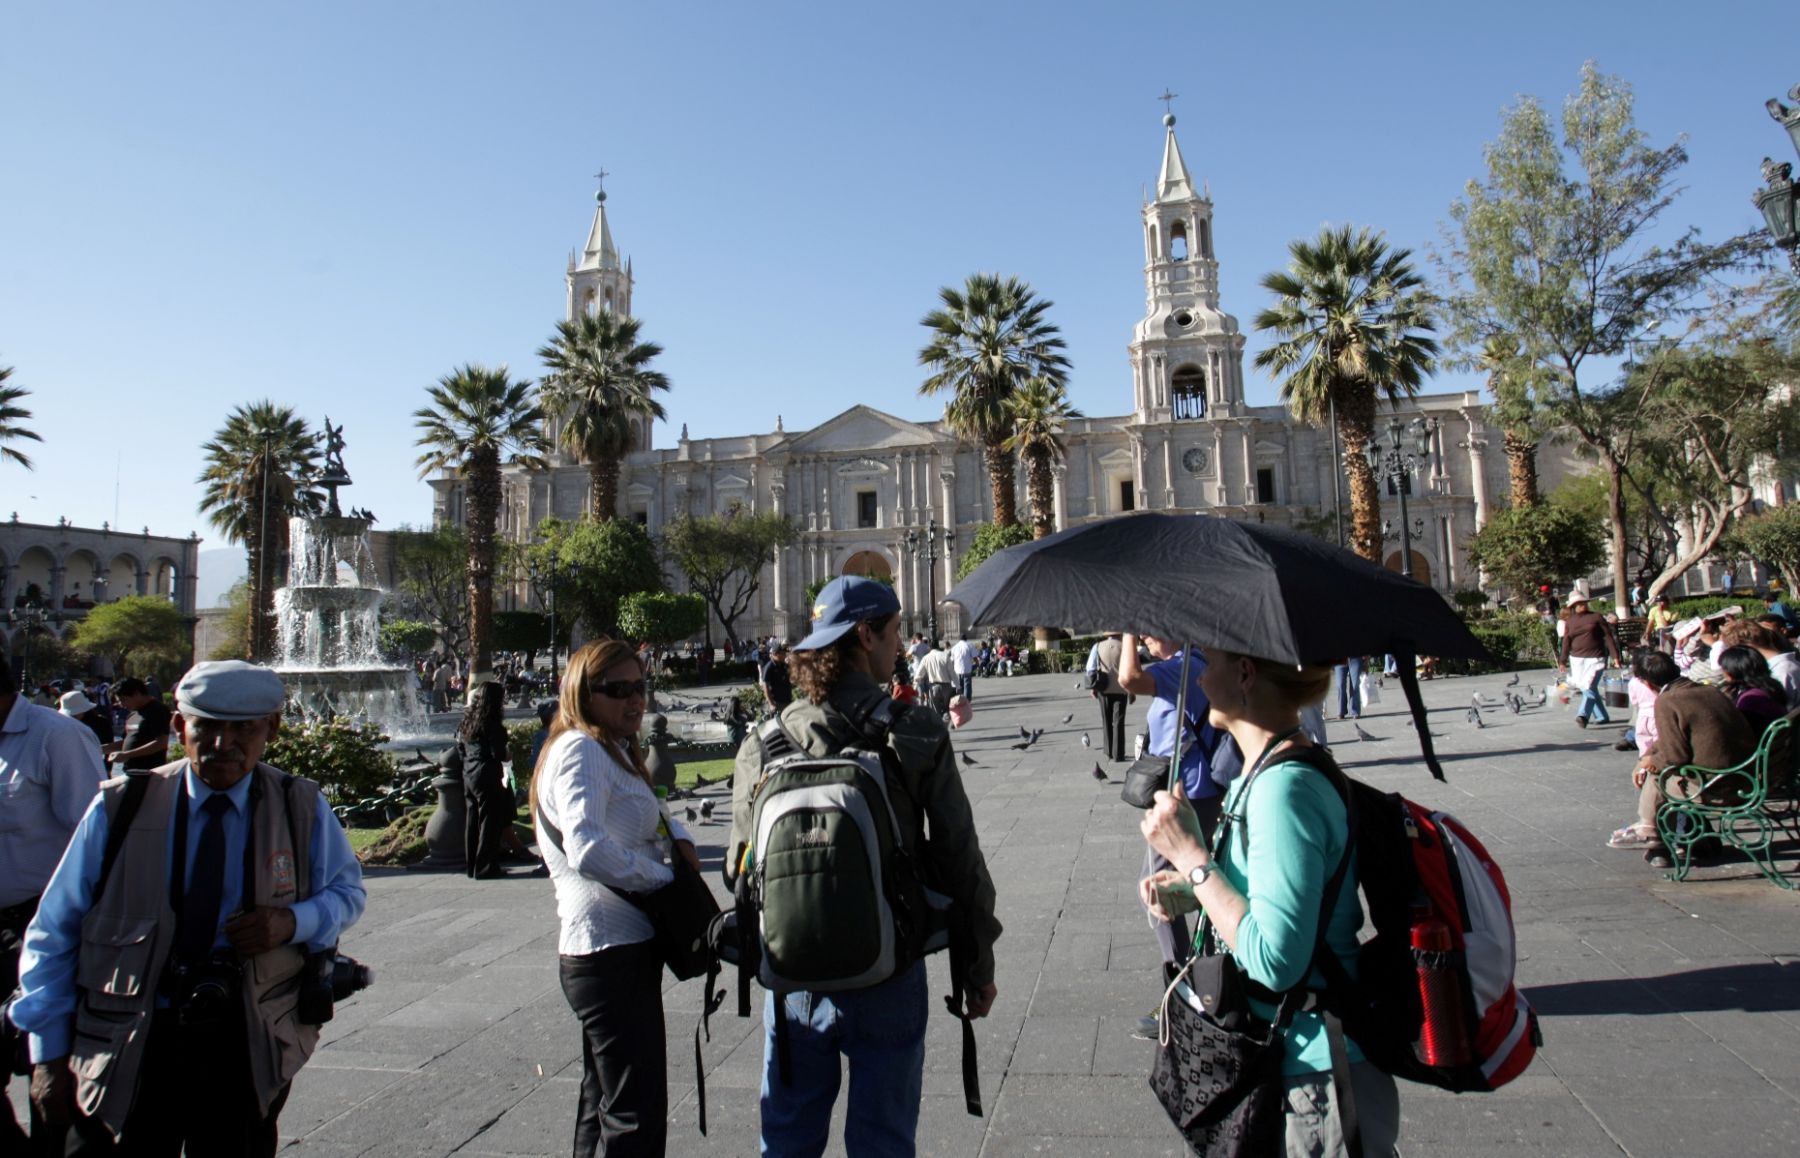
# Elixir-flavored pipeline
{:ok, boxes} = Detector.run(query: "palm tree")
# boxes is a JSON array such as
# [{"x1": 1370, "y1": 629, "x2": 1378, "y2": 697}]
[
  {"x1": 919, "y1": 274, "x2": 1071, "y2": 527},
  {"x1": 537, "y1": 313, "x2": 669, "y2": 521},
  {"x1": 1478, "y1": 333, "x2": 1541, "y2": 509},
  {"x1": 1253, "y1": 226, "x2": 1438, "y2": 562},
  {"x1": 1003, "y1": 378, "x2": 1083, "y2": 539},
  {"x1": 196, "y1": 403, "x2": 324, "y2": 659},
  {"x1": 413, "y1": 365, "x2": 547, "y2": 675},
  {"x1": 0, "y1": 363, "x2": 44, "y2": 469}
]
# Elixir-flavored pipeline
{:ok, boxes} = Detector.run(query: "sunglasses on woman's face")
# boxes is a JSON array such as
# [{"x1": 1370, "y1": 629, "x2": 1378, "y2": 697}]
[{"x1": 587, "y1": 679, "x2": 648, "y2": 700}]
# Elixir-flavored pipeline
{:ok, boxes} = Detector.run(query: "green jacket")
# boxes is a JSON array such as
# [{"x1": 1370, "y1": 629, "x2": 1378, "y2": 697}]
[{"x1": 725, "y1": 669, "x2": 1002, "y2": 987}]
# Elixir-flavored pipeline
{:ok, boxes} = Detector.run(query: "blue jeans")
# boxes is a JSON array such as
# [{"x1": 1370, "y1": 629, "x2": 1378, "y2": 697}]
[
  {"x1": 1334, "y1": 657, "x2": 1365, "y2": 718},
  {"x1": 1579, "y1": 684, "x2": 1612, "y2": 723},
  {"x1": 760, "y1": 961, "x2": 928, "y2": 1157},
  {"x1": 958, "y1": 672, "x2": 973, "y2": 701}
]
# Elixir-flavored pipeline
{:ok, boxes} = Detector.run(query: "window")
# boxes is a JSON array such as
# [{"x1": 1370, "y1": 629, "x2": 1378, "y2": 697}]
[
  {"x1": 1119, "y1": 479, "x2": 1136, "y2": 512},
  {"x1": 1169, "y1": 220, "x2": 1189, "y2": 262},
  {"x1": 1171, "y1": 365, "x2": 1206, "y2": 420},
  {"x1": 857, "y1": 490, "x2": 879, "y2": 529},
  {"x1": 1255, "y1": 467, "x2": 1276, "y2": 504}
]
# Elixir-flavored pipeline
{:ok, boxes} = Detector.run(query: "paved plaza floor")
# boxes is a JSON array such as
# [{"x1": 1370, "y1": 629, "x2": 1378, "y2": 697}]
[{"x1": 14, "y1": 667, "x2": 1800, "y2": 1155}]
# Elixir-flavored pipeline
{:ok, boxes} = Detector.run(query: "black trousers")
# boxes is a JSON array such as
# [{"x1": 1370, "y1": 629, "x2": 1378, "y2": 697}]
[
  {"x1": 2, "y1": 899, "x2": 57, "y2": 1156},
  {"x1": 559, "y1": 941, "x2": 667, "y2": 1158},
  {"x1": 465, "y1": 776, "x2": 512, "y2": 877},
  {"x1": 66, "y1": 1008, "x2": 289, "y2": 1157},
  {"x1": 1099, "y1": 693, "x2": 1129, "y2": 761}
]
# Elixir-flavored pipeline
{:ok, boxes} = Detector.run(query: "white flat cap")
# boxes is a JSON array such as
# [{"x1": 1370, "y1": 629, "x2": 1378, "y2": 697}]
[{"x1": 176, "y1": 661, "x2": 287, "y2": 720}]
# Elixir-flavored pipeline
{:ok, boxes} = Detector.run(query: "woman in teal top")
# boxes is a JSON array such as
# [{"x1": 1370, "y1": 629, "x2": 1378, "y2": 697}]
[{"x1": 1140, "y1": 646, "x2": 1401, "y2": 1156}]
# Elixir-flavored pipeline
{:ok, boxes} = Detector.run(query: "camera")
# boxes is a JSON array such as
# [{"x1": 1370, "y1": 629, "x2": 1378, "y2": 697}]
[
  {"x1": 172, "y1": 956, "x2": 242, "y2": 1027},
  {"x1": 296, "y1": 948, "x2": 375, "y2": 1026}
]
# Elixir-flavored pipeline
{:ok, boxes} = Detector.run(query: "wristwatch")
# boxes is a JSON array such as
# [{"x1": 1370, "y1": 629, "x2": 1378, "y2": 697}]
[{"x1": 1187, "y1": 862, "x2": 1213, "y2": 889}]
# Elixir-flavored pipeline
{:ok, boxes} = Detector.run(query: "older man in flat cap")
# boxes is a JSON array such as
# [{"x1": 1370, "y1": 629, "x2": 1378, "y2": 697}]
[{"x1": 12, "y1": 661, "x2": 366, "y2": 1156}]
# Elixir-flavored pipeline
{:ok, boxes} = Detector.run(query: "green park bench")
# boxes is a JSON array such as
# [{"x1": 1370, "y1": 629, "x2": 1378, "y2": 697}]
[{"x1": 1655, "y1": 705, "x2": 1800, "y2": 889}]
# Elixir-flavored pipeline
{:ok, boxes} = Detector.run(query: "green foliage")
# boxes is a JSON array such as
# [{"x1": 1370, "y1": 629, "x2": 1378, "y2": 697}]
[
  {"x1": 69, "y1": 596, "x2": 190, "y2": 683},
  {"x1": 733, "y1": 682, "x2": 767, "y2": 717},
  {"x1": 387, "y1": 524, "x2": 471, "y2": 658},
  {"x1": 1453, "y1": 589, "x2": 1492, "y2": 613},
  {"x1": 209, "y1": 582, "x2": 251, "y2": 661},
  {"x1": 265, "y1": 718, "x2": 397, "y2": 801},
  {"x1": 378, "y1": 617, "x2": 439, "y2": 660},
  {"x1": 533, "y1": 516, "x2": 664, "y2": 638},
  {"x1": 357, "y1": 806, "x2": 433, "y2": 866},
  {"x1": 662, "y1": 506, "x2": 797, "y2": 649},
  {"x1": 619, "y1": 590, "x2": 707, "y2": 645},
  {"x1": 1466, "y1": 503, "x2": 1607, "y2": 600},
  {"x1": 1466, "y1": 612, "x2": 1560, "y2": 671},
  {"x1": 0, "y1": 363, "x2": 45, "y2": 469},
  {"x1": 493, "y1": 610, "x2": 551, "y2": 656},
  {"x1": 955, "y1": 521, "x2": 1032, "y2": 582},
  {"x1": 1730, "y1": 505, "x2": 1800, "y2": 594},
  {"x1": 506, "y1": 719, "x2": 539, "y2": 792}
]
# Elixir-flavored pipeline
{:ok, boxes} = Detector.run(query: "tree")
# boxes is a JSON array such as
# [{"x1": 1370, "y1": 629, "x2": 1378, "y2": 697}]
[
  {"x1": 385, "y1": 524, "x2": 471, "y2": 659},
  {"x1": 919, "y1": 274, "x2": 1071, "y2": 528},
  {"x1": 662, "y1": 505, "x2": 798, "y2": 652},
  {"x1": 1477, "y1": 334, "x2": 1544, "y2": 508},
  {"x1": 1551, "y1": 473, "x2": 1673, "y2": 585},
  {"x1": 196, "y1": 402, "x2": 323, "y2": 659},
  {"x1": 619, "y1": 591, "x2": 708, "y2": 647},
  {"x1": 0, "y1": 363, "x2": 44, "y2": 469},
  {"x1": 1253, "y1": 225, "x2": 1439, "y2": 561},
  {"x1": 378, "y1": 618, "x2": 439, "y2": 661},
  {"x1": 1003, "y1": 378, "x2": 1082, "y2": 539},
  {"x1": 1465, "y1": 503, "x2": 1607, "y2": 602},
  {"x1": 955, "y1": 521, "x2": 1032, "y2": 583},
  {"x1": 530, "y1": 516, "x2": 663, "y2": 639},
  {"x1": 493, "y1": 610, "x2": 550, "y2": 666},
  {"x1": 1732, "y1": 505, "x2": 1800, "y2": 594},
  {"x1": 70, "y1": 596, "x2": 191, "y2": 682},
  {"x1": 209, "y1": 582, "x2": 251, "y2": 661},
  {"x1": 412, "y1": 365, "x2": 548, "y2": 675},
  {"x1": 537, "y1": 312, "x2": 671, "y2": 521},
  {"x1": 1439, "y1": 61, "x2": 1760, "y2": 602}
]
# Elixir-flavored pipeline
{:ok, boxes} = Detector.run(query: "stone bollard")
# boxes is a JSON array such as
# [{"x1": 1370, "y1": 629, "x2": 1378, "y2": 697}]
[
  {"x1": 644, "y1": 714, "x2": 678, "y2": 794},
  {"x1": 410, "y1": 752, "x2": 468, "y2": 871}
]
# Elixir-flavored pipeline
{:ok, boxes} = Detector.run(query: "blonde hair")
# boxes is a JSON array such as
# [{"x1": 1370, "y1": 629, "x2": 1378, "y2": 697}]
[
  {"x1": 1721, "y1": 619, "x2": 1782, "y2": 653},
  {"x1": 530, "y1": 638, "x2": 651, "y2": 817},
  {"x1": 1221, "y1": 651, "x2": 1334, "y2": 710}
]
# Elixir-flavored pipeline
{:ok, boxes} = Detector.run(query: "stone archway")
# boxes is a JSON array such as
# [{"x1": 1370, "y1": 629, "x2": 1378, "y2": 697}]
[
  {"x1": 841, "y1": 550, "x2": 892, "y2": 580},
  {"x1": 1383, "y1": 550, "x2": 1432, "y2": 588}
]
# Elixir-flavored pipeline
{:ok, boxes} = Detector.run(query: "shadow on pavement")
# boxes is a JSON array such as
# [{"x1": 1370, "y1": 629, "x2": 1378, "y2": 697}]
[{"x1": 1527, "y1": 961, "x2": 1800, "y2": 1015}]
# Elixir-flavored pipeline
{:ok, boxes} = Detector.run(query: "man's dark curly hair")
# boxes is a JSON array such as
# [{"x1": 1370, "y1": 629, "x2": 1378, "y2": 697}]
[{"x1": 791, "y1": 613, "x2": 897, "y2": 705}]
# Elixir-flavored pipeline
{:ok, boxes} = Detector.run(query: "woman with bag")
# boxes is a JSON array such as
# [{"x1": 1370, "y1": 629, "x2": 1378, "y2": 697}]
[
  {"x1": 459, "y1": 680, "x2": 513, "y2": 879},
  {"x1": 533, "y1": 638, "x2": 700, "y2": 1158},
  {"x1": 1139, "y1": 647, "x2": 1401, "y2": 1156}
]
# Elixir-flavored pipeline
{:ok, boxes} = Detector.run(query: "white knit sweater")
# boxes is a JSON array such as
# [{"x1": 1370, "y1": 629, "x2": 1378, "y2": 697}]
[{"x1": 535, "y1": 730, "x2": 692, "y2": 956}]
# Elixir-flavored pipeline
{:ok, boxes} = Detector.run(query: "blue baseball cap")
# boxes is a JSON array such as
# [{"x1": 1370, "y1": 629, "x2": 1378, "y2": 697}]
[{"x1": 794, "y1": 576, "x2": 902, "y2": 651}]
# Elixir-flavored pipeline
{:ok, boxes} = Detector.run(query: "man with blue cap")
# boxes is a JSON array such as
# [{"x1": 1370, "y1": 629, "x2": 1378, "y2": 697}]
[
  {"x1": 14, "y1": 660, "x2": 367, "y2": 1155},
  {"x1": 725, "y1": 577, "x2": 1002, "y2": 1156}
]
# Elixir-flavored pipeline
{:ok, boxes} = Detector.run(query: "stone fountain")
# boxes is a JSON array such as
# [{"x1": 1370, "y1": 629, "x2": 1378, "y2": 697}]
[{"x1": 272, "y1": 419, "x2": 426, "y2": 734}]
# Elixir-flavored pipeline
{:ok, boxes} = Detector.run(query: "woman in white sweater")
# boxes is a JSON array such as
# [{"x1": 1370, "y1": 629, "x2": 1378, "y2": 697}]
[{"x1": 533, "y1": 638, "x2": 698, "y2": 1157}]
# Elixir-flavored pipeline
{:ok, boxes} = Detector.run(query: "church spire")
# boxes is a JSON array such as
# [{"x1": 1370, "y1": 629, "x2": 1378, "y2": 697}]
[
  {"x1": 1156, "y1": 114, "x2": 1196, "y2": 202},
  {"x1": 577, "y1": 177, "x2": 620, "y2": 273}
]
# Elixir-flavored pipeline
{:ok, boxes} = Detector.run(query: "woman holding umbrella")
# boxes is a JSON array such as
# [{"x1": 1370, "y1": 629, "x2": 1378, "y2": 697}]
[{"x1": 1139, "y1": 647, "x2": 1401, "y2": 1155}]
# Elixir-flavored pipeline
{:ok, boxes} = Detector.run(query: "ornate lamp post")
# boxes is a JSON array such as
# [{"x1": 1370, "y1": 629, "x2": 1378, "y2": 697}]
[
  {"x1": 1365, "y1": 417, "x2": 1437, "y2": 581},
  {"x1": 8, "y1": 601, "x2": 50, "y2": 688},
  {"x1": 1758, "y1": 86, "x2": 1800, "y2": 273},
  {"x1": 527, "y1": 556, "x2": 570, "y2": 690},
  {"x1": 903, "y1": 517, "x2": 956, "y2": 641}
]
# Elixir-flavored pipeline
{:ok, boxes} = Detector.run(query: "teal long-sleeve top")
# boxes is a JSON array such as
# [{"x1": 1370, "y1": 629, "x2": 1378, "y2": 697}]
[{"x1": 1209, "y1": 755, "x2": 1363, "y2": 1076}]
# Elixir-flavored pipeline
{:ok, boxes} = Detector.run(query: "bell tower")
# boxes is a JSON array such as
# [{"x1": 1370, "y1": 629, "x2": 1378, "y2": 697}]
[
  {"x1": 566, "y1": 172, "x2": 633, "y2": 322},
  {"x1": 1129, "y1": 115, "x2": 1246, "y2": 423}
]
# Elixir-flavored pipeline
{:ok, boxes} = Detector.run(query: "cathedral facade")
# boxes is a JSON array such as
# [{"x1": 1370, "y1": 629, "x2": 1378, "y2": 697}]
[{"x1": 432, "y1": 120, "x2": 1561, "y2": 643}]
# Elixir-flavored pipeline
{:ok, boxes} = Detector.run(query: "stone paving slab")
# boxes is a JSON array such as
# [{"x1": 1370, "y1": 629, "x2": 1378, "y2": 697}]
[{"x1": 11, "y1": 667, "x2": 1800, "y2": 1155}]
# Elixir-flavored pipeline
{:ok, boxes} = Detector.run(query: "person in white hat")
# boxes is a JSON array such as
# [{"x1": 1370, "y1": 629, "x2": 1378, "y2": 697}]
[
  {"x1": 58, "y1": 688, "x2": 114, "y2": 752},
  {"x1": 1557, "y1": 591, "x2": 1621, "y2": 730}
]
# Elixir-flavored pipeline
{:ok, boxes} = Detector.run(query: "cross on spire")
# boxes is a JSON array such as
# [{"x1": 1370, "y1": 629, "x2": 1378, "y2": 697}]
[
  {"x1": 1158, "y1": 89, "x2": 1179, "y2": 116},
  {"x1": 593, "y1": 167, "x2": 609, "y2": 189}
]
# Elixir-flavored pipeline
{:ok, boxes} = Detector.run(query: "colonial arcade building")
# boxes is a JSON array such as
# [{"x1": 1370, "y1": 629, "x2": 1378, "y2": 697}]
[{"x1": 432, "y1": 119, "x2": 1572, "y2": 643}]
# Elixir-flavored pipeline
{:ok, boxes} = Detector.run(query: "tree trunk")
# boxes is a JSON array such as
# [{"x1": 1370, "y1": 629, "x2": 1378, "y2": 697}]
[
  {"x1": 1503, "y1": 430, "x2": 1541, "y2": 508},
  {"x1": 1605, "y1": 458, "x2": 1630, "y2": 611},
  {"x1": 1026, "y1": 447, "x2": 1055, "y2": 539},
  {"x1": 984, "y1": 436, "x2": 1018, "y2": 527},
  {"x1": 1337, "y1": 389, "x2": 1381, "y2": 562},
  {"x1": 466, "y1": 447, "x2": 501, "y2": 675},
  {"x1": 591, "y1": 456, "x2": 620, "y2": 522}
]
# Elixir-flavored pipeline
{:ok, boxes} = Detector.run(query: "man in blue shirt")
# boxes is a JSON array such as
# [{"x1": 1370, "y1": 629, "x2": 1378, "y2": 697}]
[{"x1": 14, "y1": 660, "x2": 366, "y2": 1155}]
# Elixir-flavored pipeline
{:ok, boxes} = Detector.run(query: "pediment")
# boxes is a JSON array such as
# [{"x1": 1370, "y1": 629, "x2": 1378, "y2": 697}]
[
  {"x1": 780, "y1": 405, "x2": 942, "y2": 454},
  {"x1": 626, "y1": 482, "x2": 655, "y2": 497},
  {"x1": 1098, "y1": 447, "x2": 1136, "y2": 468},
  {"x1": 835, "y1": 458, "x2": 889, "y2": 477},
  {"x1": 715, "y1": 474, "x2": 752, "y2": 490},
  {"x1": 1252, "y1": 439, "x2": 1287, "y2": 456}
]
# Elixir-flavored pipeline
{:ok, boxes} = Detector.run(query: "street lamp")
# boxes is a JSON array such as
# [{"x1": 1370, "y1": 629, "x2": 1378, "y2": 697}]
[
  {"x1": 526, "y1": 556, "x2": 569, "y2": 689},
  {"x1": 1365, "y1": 417, "x2": 1437, "y2": 581},
  {"x1": 1758, "y1": 86, "x2": 1800, "y2": 273},
  {"x1": 8, "y1": 601, "x2": 50, "y2": 689},
  {"x1": 903, "y1": 516, "x2": 956, "y2": 642}
]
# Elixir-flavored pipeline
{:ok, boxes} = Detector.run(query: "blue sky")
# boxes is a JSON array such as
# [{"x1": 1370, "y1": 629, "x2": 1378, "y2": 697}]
[{"x1": 0, "y1": 0, "x2": 1787, "y2": 592}]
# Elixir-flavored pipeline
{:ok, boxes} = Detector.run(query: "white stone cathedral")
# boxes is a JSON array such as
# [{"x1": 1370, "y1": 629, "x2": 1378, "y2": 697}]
[{"x1": 432, "y1": 118, "x2": 1570, "y2": 643}]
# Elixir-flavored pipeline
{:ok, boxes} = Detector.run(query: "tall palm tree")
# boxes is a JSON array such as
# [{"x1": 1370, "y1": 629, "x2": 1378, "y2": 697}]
[
  {"x1": 1478, "y1": 333, "x2": 1541, "y2": 509},
  {"x1": 537, "y1": 312, "x2": 669, "y2": 521},
  {"x1": 0, "y1": 363, "x2": 44, "y2": 470},
  {"x1": 919, "y1": 274, "x2": 1071, "y2": 527},
  {"x1": 196, "y1": 403, "x2": 324, "y2": 659},
  {"x1": 1003, "y1": 378, "x2": 1083, "y2": 539},
  {"x1": 1253, "y1": 226, "x2": 1439, "y2": 562},
  {"x1": 413, "y1": 365, "x2": 548, "y2": 675}
]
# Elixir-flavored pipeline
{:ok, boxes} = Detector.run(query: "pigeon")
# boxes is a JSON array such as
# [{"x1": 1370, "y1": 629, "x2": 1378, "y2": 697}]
[
  {"x1": 1466, "y1": 707, "x2": 1485, "y2": 728},
  {"x1": 1030, "y1": 728, "x2": 1044, "y2": 745},
  {"x1": 1506, "y1": 695, "x2": 1522, "y2": 715},
  {"x1": 1528, "y1": 688, "x2": 1547, "y2": 707},
  {"x1": 1061, "y1": 713, "x2": 1075, "y2": 725},
  {"x1": 961, "y1": 752, "x2": 979, "y2": 766},
  {"x1": 1505, "y1": 673, "x2": 1520, "y2": 688},
  {"x1": 700, "y1": 800, "x2": 715, "y2": 821},
  {"x1": 1081, "y1": 733, "x2": 1091, "y2": 748},
  {"x1": 1524, "y1": 684, "x2": 1537, "y2": 698},
  {"x1": 1073, "y1": 680, "x2": 1085, "y2": 690},
  {"x1": 1019, "y1": 726, "x2": 1031, "y2": 741},
  {"x1": 1353, "y1": 723, "x2": 1376, "y2": 742},
  {"x1": 1010, "y1": 741, "x2": 1032, "y2": 751},
  {"x1": 684, "y1": 806, "x2": 698, "y2": 822},
  {"x1": 1091, "y1": 762, "x2": 1107, "y2": 781},
  {"x1": 1469, "y1": 694, "x2": 1486, "y2": 712}
]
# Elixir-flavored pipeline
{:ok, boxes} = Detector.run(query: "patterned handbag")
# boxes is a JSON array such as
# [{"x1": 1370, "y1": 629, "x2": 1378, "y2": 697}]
[{"x1": 1147, "y1": 953, "x2": 1286, "y2": 1156}]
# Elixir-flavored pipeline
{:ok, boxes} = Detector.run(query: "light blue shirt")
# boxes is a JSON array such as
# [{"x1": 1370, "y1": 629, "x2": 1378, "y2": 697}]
[
  {"x1": 0, "y1": 696, "x2": 106, "y2": 908},
  {"x1": 13, "y1": 762, "x2": 367, "y2": 1062},
  {"x1": 1145, "y1": 650, "x2": 1221, "y2": 799}
]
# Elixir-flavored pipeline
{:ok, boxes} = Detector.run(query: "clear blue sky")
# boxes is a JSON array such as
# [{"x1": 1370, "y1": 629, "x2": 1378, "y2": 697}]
[{"x1": 0, "y1": 0, "x2": 1786, "y2": 588}]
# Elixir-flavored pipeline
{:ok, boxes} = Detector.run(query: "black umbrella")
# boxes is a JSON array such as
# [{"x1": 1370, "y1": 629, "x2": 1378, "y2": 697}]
[{"x1": 945, "y1": 514, "x2": 1490, "y2": 779}]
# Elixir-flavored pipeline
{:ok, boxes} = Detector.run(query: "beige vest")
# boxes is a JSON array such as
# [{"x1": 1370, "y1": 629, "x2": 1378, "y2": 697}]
[{"x1": 70, "y1": 760, "x2": 321, "y2": 1135}]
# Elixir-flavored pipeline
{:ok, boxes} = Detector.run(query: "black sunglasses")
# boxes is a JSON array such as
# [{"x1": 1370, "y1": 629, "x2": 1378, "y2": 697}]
[{"x1": 588, "y1": 679, "x2": 648, "y2": 700}]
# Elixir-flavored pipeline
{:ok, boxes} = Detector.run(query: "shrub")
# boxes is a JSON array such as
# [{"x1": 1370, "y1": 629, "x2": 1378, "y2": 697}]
[
  {"x1": 265, "y1": 718, "x2": 397, "y2": 801},
  {"x1": 507, "y1": 719, "x2": 539, "y2": 796},
  {"x1": 1465, "y1": 612, "x2": 1560, "y2": 672},
  {"x1": 358, "y1": 806, "x2": 433, "y2": 866}
]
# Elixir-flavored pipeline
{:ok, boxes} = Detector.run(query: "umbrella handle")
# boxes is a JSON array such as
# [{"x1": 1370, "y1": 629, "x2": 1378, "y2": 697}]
[{"x1": 1168, "y1": 649, "x2": 1194, "y2": 796}]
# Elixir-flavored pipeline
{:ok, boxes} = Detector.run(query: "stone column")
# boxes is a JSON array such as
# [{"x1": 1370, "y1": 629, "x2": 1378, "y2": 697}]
[
  {"x1": 1461, "y1": 413, "x2": 1491, "y2": 529},
  {"x1": 1051, "y1": 463, "x2": 1068, "y2": 531},
  {"x1": 770, "y1": 481, "x2": 787, "y2": 612}
]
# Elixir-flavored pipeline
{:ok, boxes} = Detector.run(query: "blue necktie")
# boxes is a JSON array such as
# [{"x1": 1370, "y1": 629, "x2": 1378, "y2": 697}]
[{"x1": 176, "y1": 794, "x2": 234, "y2": 963}]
